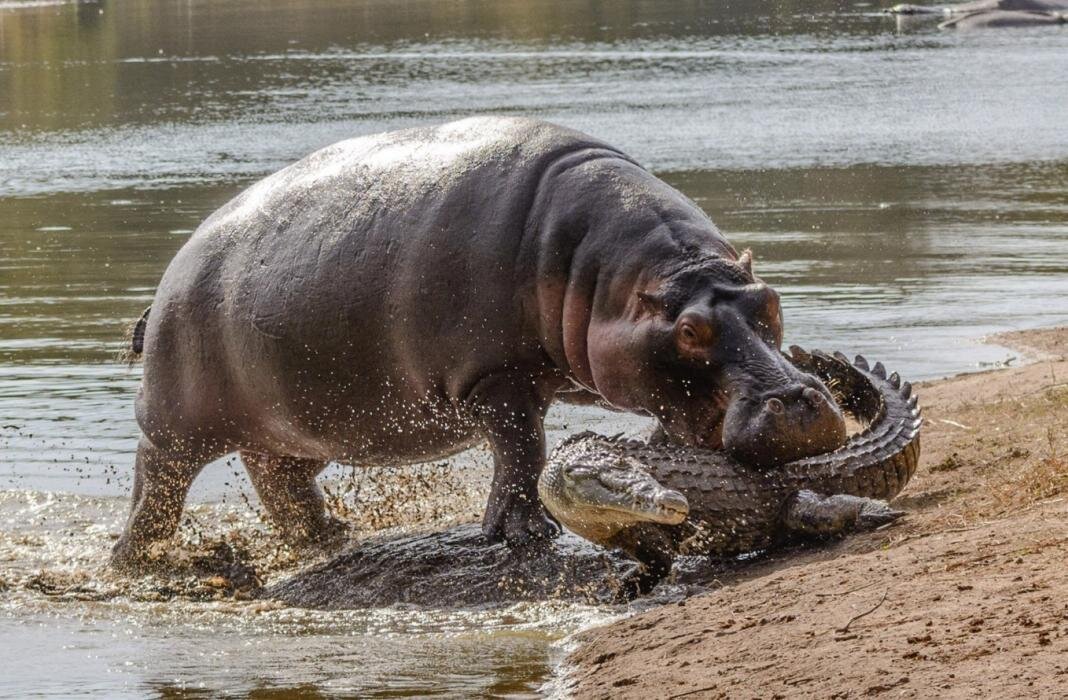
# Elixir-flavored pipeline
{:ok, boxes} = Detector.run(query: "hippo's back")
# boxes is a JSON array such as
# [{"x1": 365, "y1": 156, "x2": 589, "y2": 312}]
[
  {"x1": 166, "y1": 117, "x2": 618, "y2": 350},
  {"x1": 202, "y1": 118, "x2": 600, "y2": 246},
  {"x1": 138, "y1": 118, "x2": 623, "y2": 451}
]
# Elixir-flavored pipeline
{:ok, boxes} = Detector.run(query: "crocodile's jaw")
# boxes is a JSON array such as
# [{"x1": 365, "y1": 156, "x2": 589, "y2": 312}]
[{"x1": 539, "y1": 461, "x2": 689, "y2": 546}]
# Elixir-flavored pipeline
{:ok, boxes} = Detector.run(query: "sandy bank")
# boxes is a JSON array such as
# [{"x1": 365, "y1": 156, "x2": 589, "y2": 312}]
[{"x1": 563, "y1": 326, "x2": 1068, "y2": 698}]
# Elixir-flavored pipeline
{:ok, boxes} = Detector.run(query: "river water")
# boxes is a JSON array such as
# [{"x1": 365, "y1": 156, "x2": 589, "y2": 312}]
[{"x1": 1, "y1": 0, "x2": 1066, "y2": 696}]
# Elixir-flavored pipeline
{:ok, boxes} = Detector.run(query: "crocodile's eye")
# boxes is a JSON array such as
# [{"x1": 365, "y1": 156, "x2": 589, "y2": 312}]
[{"x1": 563, "y1": 465, "x2": 597, "y2": 482}]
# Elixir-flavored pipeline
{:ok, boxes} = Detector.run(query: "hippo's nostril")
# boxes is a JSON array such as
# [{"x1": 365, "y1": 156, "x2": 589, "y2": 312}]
[
  {"x1": 803, "y1": 387, "x2": 824, "y2": 407},
  {"x1": 766, "y1": 397, "x2": 785, "y2": 415}
]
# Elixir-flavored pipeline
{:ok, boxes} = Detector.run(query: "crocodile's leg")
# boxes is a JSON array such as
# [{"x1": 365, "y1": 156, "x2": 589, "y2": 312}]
[
  {"x1": 782, "y1": 490, "x2": 904, "y2": 537},
  {"x1": 610, "y1": 524, "x2": 677, "y2": 602}
]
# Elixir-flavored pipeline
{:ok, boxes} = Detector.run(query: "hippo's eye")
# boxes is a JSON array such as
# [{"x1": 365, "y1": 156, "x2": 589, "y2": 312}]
[{"x1": 674, "y1": 312, "x2": 715, "y2": 359}]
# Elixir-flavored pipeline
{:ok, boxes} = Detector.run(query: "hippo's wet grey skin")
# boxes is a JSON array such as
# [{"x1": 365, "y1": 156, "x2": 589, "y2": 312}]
[
  {"x1": 110, "y1": 117, "x2": 846, "y2": 570},
  {"x1": 539, "y1": 349, "x2": 921, "y2": 598}
]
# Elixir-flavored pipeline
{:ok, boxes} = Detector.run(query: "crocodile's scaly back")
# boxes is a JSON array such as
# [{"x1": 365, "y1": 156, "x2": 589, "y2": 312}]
[
  {"x1": 768, "y1": 348, "x2": 922, "y2": 502},
  {"x1": 544, "y1": 349, "x2": 922, "y2": 560}
]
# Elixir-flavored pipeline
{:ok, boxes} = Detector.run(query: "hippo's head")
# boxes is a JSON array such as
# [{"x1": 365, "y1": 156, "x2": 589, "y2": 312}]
[{"x1": 585, "y1": 250, "x2": 847, "y2": 467}]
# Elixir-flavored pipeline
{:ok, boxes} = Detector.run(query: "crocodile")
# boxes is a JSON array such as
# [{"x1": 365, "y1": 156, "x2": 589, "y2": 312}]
[{"x1": 539, "y1": 348, "x2": 922, "y2": 598}]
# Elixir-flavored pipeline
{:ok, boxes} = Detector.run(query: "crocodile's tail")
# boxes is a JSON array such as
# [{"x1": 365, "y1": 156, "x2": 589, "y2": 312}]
[
  {"x1": 781, "y1": 348, "x2": 923, "y2": 501},
  {"x1": 119, "y1": 306, "x2": 151, "y2": 365}
]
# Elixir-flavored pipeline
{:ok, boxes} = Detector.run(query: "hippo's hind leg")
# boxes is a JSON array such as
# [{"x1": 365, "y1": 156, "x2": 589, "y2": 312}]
[
  {"x1": 782, "y1": 490, "x2": 905, "y2": 537},
  {"x1": 240, "y1": 452, "x2": 348, "y2": 550},
  {"x1": 110, "y1": 435, "x2": 219, "y2": 571}
]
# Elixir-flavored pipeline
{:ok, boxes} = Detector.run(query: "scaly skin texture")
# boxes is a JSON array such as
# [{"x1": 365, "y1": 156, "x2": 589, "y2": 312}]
[{"x1": 540, "y1": 349, "x2": 922, "y2": 597}]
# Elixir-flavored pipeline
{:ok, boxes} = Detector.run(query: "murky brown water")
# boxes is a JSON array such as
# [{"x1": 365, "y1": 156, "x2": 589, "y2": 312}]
[{"x1": 1, "y1": 0, "x2": 1067, "y2": 697}]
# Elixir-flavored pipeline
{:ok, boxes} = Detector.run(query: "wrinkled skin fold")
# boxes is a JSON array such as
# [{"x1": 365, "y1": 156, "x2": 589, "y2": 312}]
[{"x1": 539, "y1": 348, "x2": 922, "y2": 599}]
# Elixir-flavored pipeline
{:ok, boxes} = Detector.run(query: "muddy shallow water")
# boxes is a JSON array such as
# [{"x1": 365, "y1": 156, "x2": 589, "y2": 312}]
[{"x1": 2, "y1": 0, "x2": 1067, "y2": 697}]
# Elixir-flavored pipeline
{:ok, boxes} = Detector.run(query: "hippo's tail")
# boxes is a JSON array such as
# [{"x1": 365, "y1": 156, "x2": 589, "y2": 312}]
[{"x1": 119, "y1": 306, "x2": 151, "y2": 365}]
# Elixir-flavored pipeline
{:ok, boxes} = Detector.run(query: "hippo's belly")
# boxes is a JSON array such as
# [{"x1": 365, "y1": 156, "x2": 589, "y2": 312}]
[{"x1": 247, "y1": 384, "x2": 485, "y2": 465}]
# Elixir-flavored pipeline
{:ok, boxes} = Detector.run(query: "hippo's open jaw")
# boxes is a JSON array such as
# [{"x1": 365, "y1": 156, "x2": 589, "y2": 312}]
[
  {"x1": 657, "y1": 365, "x2": 848, "y2": 468},
  {"x1": 719, "y1": 371, "x2": 848, "y2": 467},
  {"x1": 656, "y1": 395, "x2": 728, "y2": 450}
]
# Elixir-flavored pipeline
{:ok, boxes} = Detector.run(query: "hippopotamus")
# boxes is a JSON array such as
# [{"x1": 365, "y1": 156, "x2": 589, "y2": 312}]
[{"x1": 110, "y1": 117, "x2": 846, "y2": 570}]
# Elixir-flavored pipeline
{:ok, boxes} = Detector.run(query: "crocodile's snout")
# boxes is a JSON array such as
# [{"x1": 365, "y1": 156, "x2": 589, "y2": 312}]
[
  {"x1": 538, "y1": 453, "x2": 691, "y2": 545},
  {"x1": 571, "y1": 461, "x2": 690, "y2": 525},
  {"x1": 652, "y1": 488, "x2": 689, "y2": 522}
]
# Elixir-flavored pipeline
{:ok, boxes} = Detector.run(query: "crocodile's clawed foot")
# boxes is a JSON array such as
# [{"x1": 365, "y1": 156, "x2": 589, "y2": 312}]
[
  {"x1": 784, "y1": 491, "x2": 907, "y2": 536},
  {"x1": 856, "y1": 500, "x2": 906, "y2": 529},
  {"x1": 609, "y1": 564, "x2": 663, "y2": 603}
]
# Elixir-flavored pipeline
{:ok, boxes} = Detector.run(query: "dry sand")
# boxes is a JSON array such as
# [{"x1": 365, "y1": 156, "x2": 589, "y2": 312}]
[{"x1": 563, "y1": 326, "x2": 1068, "y2": 699}]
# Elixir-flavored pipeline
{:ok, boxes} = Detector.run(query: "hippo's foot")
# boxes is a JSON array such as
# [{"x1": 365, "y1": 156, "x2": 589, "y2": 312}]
[
  {"x1": 282, "y1": 515, "x2": 351, "y2": 554},
  {"x1": 482, "y1": 498, "x2": 560, "y2": 547},
  {"x1": 109, "y1": 534, "x2": 182, "y2": 575},
  {"x1": 108, "y1": 538, "x2": 153, "y2": 574}
]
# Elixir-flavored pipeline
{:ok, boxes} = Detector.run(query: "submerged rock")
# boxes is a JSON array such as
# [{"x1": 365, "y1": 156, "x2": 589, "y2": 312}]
[{"x1": 264, "y1": 524, "x2": 638, "y2": 608}]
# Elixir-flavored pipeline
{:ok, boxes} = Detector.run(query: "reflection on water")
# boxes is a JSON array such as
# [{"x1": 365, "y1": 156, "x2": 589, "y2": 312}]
[{"x1": 1, "y1": 0, "x2": 1067, "y2": 697}]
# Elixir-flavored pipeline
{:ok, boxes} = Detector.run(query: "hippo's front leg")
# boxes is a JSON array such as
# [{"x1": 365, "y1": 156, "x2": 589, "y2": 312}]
[{"x1": 468, "y1": 372, "x2": 561, "y2": 546}]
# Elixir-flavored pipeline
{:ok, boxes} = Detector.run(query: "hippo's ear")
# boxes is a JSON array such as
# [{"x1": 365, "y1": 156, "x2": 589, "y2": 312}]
[
  {"x1": 737, "y1": 249, "x2": 754, "y2": 276},
  {"x1": 674, "y1": 311, "x2": 715, "y2": 359}
]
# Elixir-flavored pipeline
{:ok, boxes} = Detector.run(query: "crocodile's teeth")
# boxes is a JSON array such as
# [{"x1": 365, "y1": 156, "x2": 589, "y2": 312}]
[
  {"x1": 854, "y1": 354, "x2": 870, "y2": 370},
  {"x1": 889, "y1": 372, "x2": 901, "y2": 389},
  {"x1": 872, "y1": 361, "x2": 887, "y2": 379}
]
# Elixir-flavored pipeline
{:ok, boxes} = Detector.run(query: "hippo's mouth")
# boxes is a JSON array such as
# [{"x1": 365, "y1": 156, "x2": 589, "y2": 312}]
[
  {"x1": 656, "y1": 393, "x2": 729, "y2": 449},
  {"x1": 655, "y1": 363, "x2": 849, "y2": 467}
]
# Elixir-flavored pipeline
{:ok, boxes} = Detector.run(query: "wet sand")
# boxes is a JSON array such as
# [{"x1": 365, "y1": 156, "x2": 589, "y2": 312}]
[{"x1": 563, "y1": 326, "x2": 1068, "y2": 698}]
